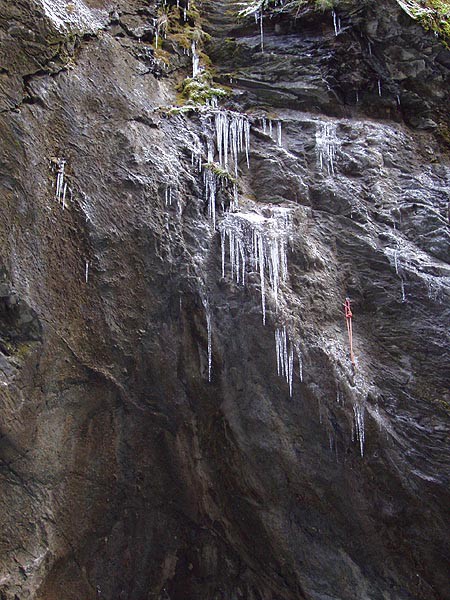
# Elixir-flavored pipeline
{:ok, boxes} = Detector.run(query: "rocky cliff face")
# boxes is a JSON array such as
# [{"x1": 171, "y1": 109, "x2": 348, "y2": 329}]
[{"x1": 0, "y1": 1, "x2": 449, "y2": 599}]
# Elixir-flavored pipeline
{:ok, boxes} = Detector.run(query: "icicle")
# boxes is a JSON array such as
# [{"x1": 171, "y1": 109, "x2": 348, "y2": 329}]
[
  {"x1": 203, "y1": 170, "x2": 217, "y2": 229},
  {"x1": 220, "y1": 229, "x2": 226, "y2": 278},
  {"x1": 275, "y1": 329, "x2": 281, "y2": 375},
  {"x1": 259, "y1": 10, "x2": 264, "y2": 52},
  {"x1": 288, "y1": 342, "x2": 294, "y2": 397},
  {"x1": 201, "y1": 297, "x2": 213, "y2": 382},
  {"x1": 258, "y1": 233, "x2": 266, "y2": 323},
  {"x1": 62, "y1": 182, "x2": 67, "y2": 209},
  {"x1": 296, "y1": 344, "x2": 303, "y2": 383},
  {"x1": 206, "y1": 309, "x2": 212, "y2": 382},
  {"x1": 244, "y1": 119, "x2": 250, "y2": 168},
  {"x1": 165, "y1": 185, "x2": 173, "y2": 206},
  {"x1": 332, "y1": 10, "x2": 341, "y2": 36},
  {"x1": 401, "y1": 280, "x2": 406, "y2": 303},
  {"x1": 378, "y1": 79, "x2": 382, "y2": 97},
  {"x1": 277, "y1": 121, "x2": 282, "y2": 146},
  {"x1": 192, "y1": 41, "x2": 200, "y2": 77},
  {"x1": 85, "y1": 260, "x2": 89, "y2": 284},
  {"x1": 55, "y1": 158, "x2": 68, "y2": 205},
  {"x1": 353, "y1": 404, "x2": 365, "y2": 457}
]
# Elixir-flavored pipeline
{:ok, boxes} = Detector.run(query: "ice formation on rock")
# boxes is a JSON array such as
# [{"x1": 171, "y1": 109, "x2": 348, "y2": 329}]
[
  {"x1": 316, "y1": 122, "x2": 338, "y2": 176},
  {"x1": 214, "y1": 111, "x2": 250, "y2": 178},
  {"x1": 218, "y1": 208, "x2": 292, "y2": 324}
]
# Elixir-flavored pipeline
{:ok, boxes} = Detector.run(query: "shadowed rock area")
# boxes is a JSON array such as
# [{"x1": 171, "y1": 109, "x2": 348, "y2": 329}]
[{"x1": 0, "y1": 0, "x2": 449, "y2": 599}]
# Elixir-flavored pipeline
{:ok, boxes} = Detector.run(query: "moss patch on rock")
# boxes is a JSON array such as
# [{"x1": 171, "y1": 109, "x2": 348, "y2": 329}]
[{"x1": 397, "y1": 0, "x2": 450, "y2": 46}]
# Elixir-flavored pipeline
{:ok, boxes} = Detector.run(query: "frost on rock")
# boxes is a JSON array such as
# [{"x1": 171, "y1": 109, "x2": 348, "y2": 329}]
[
  {"x1": 39, "y1": 0, "x2": 108, "y2": 33},
  {"x1": 316, "y1": 121, "x2": 339, "y2": 176},
  {"x1": 218, "y1": 208, "x2": 292, "y2": 323},
  {"x1": 213, "y1": 111, "x2": 250, "y2": 178}
]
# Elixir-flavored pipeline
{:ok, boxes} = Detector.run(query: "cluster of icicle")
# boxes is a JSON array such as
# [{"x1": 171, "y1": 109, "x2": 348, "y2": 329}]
[
  {"x1": 214, "y1": 110, "x2": 250, "y2": 178},
  {"x1": 315, "y1": 122, "x2": 338, "y2": 176},
  {"x1": 274, "y1": 326, "x2": 303, "y2": 397},
  {"x1": 199, "y1": 110, "x2": 251, "y2": 230},
  {"x1": 194, "y1": 108, "x2": 366, "y2": 454},
  {"x1": 260, "y1": 117, "x2": 283, "y2": 146},
  {"x1": 164, "y1": 183, "x2": 183, "y2": 218},
  {"x1": 54, "y1": 158, "x2": 70, "y2": 208},
  {"x1": 159, "y1": 0, "x2": 191, "y2": 21},
  {"x1": 332, "y1": 9, "x2": 342, "y2": 36},
  {"x1": 218, "y1": 208, "x2": 292, "y2": 324}
]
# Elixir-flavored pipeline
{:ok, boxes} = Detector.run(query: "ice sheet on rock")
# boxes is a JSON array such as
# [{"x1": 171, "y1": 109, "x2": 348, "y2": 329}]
[{"x1": 218, "y1": 208, "x2": 292, "y2": 323}]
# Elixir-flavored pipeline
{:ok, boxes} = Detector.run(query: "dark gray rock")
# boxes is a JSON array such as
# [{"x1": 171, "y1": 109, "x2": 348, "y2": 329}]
[{"x1": 0, "y1": 1, "x2": 449, "y2": 600}]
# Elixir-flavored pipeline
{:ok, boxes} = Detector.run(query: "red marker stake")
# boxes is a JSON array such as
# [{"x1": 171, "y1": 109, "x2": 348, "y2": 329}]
[{"x1": 344, "y1": 298, "x2": 355, "y2": 366}]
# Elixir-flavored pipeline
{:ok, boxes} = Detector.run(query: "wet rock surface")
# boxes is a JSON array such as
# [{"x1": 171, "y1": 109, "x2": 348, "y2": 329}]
[{"x1": 0, "y1": 1, "x2": 449, "y2": 599}]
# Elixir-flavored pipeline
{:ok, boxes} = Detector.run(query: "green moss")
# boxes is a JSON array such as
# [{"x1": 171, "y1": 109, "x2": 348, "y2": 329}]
[
  {"x1": 397, "y1": 0, "x2": 450, "y2": 46},
  {"x1": 15, "y1": 342, "x2": 34, "y2": 360},
  {"x1": 203, "y1": 162, "x2": 237, "y2": 184},
  {"x1": 432, "y1": 397, "x2": 450, "y2": 414},
  {"x1": 0, "y1": 338, "x2": 34, "y2": 360},
  {"x1": 161, "y1": 104, "x2": 198, "y2": 116},
  {"x1": 180, "y1": 73, "x2": 229, "y2": 106},
  {"x1": 436, "y1": 121, "x2": 450, "y2": 147},
  {"x1": 155, "y1": 0, "x2": 229, "y2": 107}
]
